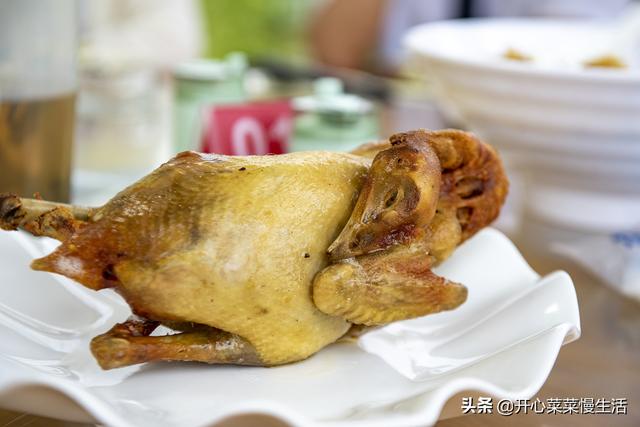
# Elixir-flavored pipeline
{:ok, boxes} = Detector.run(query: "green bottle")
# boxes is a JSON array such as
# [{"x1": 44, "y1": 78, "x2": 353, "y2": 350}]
[
  {"x1": 173, "y1": 52, "x2": 247, "y2": 152},
  {"x1": 291, "y1": 78, "x2": 379, "y2": 153}
]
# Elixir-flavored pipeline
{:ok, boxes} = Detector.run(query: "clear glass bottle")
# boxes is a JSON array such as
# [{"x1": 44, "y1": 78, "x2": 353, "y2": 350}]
[
  {"x1": 73, "y1": 60, "x2": 166, "y2": 206},
  {"x1": 0, "y1": 0, "x2": 77, "y2": 202}
]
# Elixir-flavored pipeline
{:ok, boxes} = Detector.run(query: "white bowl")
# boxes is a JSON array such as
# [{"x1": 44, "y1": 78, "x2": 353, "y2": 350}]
[
  {"x1": 404, "y1": 18, "x2": 640, "y2": 183},
  {"x1": 0, "y1": 229, "x2": 580, "y2": 427},
  {"x1": 405, "y1": 18, "x2": 640, "y2": 233}
]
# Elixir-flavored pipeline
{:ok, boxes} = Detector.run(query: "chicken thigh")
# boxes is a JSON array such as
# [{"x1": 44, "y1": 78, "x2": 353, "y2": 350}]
[{"x1": 0, "y1": 129, "x2": 507, "y2": 369}]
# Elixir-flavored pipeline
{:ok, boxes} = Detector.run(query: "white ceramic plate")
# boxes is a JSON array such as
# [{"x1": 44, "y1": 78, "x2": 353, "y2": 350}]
[{"x1": 0, "y1": 228, "x2": 580, "y2": 427}]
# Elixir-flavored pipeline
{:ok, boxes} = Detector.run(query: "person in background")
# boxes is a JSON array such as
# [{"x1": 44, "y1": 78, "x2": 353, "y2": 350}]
[{"x1": 310, "y1": 0, "x2": 631, "y2": 74}]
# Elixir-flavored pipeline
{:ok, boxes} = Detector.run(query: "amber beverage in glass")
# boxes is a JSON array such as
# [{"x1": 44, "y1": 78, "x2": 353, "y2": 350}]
[{"x1": 0, "y1": 0, "x2": 77, "y2": 202}]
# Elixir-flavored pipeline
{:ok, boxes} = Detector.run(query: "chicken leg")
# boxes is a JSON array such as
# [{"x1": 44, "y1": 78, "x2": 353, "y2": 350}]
[
  {"x1": 0, "y1": 195, "x2": 90, "y2": 240},
  {"x1": 91, "y1": 317, "x2": 261, "y2": 369}
]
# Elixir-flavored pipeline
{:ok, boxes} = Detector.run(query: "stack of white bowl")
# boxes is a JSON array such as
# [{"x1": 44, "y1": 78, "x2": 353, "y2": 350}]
[{"x1": 404, "y1": 18, "x2": 640, "y2": 235}]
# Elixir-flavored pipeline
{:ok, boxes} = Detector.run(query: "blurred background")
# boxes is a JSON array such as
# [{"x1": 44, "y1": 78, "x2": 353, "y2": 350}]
[{"x1": 1, "y1": 0, "x2": 640, "y2": 425}]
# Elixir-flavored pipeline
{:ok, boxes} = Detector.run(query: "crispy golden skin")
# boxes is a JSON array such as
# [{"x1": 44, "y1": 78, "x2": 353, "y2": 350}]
[{"x1": 0, "y1": 129, "x2": 508, "y2": 369}]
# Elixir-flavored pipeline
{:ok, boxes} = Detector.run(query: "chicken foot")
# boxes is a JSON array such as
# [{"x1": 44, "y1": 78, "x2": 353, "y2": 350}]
[{"x1": 91, "y1": 317, "x2": 262, "y2": 370}]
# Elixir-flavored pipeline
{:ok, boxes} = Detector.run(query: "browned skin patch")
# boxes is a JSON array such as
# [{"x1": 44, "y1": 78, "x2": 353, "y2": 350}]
[{"x1": 22, "y1": 207, "x2": 84, "y2": 241}]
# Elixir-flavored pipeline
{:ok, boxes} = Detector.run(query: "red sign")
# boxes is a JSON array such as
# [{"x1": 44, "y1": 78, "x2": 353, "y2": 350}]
[{"x1": 200, "y1": 100, "x2": 293, "y2": 155}]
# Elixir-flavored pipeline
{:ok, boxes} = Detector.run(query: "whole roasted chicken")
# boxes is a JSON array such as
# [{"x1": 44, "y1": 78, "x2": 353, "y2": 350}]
[{"x1": 0, "y1": 129, "x2": 507, "y2": 369}]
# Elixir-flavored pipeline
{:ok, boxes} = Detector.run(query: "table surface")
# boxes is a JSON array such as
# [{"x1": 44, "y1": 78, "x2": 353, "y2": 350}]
[{"x1": 2, "y1": 232, "x2": 638, "y2": 427}]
